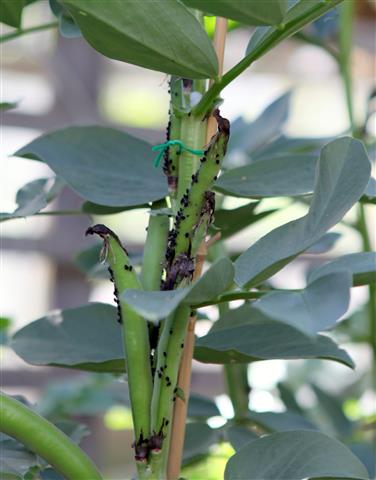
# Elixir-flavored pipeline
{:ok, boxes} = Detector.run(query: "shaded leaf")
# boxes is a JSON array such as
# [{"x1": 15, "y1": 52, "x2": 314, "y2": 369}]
[
  {"x1": 277, "y1": 382, "x2": 304, "y2": 414},
  {"x1": 226, "y1": 425, "x2": 258, "y2": 452},
  {"x1": 0, "y1": 0, "x2": 25, "y2": 28},
  {"x1": 253, "y1": 272, "x2": 351, "y2": 336},
  {"x1": 0, "y1": 439, "x2": 37, "y2": 478},
  {"x1": 15, "y1": 126, "x2": 168, "y2": 207},
  {"x1": 0, "y1": 177, "x2": 65, "y2": 222},
  {"x1": 245, "y1": 0, "x2": 343, "y2": 68},
  {"x1": 216, "y1": 154, "x2": 317, "y2": 198},
  {"x1": 194, "y1": 304, "x2": 354, "y2": 368},
  {"x1": 40, "y1": 469, "x2": 64, "y2": 480},
  {"x1": 308, "y1": 252, "x2": 376, "y2": 287},
  {"x1": 74, "y1": 243, "x2": 108, "y2": 279},
  {"x1": 183, "y1": 423, "x2": 218, "y2": 466},
  {"x1": 224, "y1": 430, "x2": 369, "y2": 480},
  {"x1": 226, "y1": 92, "x2": 291, "y2": 167},
  {"x1": 252, "y1": 135, "x2": 328, "y2": 161},
  {"x1": 11, "y1": 303, "x2": 124, "y2": 373},
  {"x1": 311, "y1": 384, "x2": 354, "y2": 438},
  {"x1": 248, "y1": 410, "x2": 318, "y2": 433},
  {"x1": 182, "y1": 0, "x2": 287, "y2": 26},
  {"x1": 349, "y1": 443, "x2": 376, "y2": 479},
  {"x1": 188, "y1": 394, "x2": 220, "y2": 419},
  {"x1": 305, "y1": 232, "x2": 341, "y2": 254},
  {"x1": 234, "y1": 138, "x2": 371, "y2": 288},
  {"x1": 122, "y1": 257, "x2": 234, "y2": 321},
  {"x1": 61, "y1": 0, "x2": 218, "y2": 78}
]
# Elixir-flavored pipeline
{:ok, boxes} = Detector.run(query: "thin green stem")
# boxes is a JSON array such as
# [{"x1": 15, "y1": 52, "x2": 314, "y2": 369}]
[
  {"x1": 192, "y1": 0, "x2": 343, "y2": 118},
  {"x1": 0, "y1": 21, "x2": 59, "y2": 43},
  {"x1": 358, "y1": 204, "x2": 376, "y2": 360},
  {"x1": 0, "y1": 393, "x2": 102, "y2": 480},
  {"x1": 193, "y1": 290, "x2": 266, "y2": 308},
  {"x1": 224, "y1": 363, "x2": 250, "y2": 420}
]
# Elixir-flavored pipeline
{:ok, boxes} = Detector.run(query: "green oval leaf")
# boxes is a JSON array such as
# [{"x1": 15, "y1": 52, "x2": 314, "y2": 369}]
[
  {"x1": 216, "y1": 154, "x2": 317, "y2": 198},
  {"x1": 0, "y1": 177, "x2": 65, "y2": 222},
  {"x1": 194, "y1": 304, "x2": 354, "y2": 368},
  {"x1": 224, "y1": 430, "x2": 369, "y2": 480},
  {"x1": 253, "y1": 272, "x2": 352, "y2": 337},
  {"x1": 122, "y1": 257, "x2": 234, "y2": 321},
  {"x1": 11, "y1": 303, "x2": 125, "y2": 373},
  {"x1": 15, "y1": 126, "x2": 168, "y2": 207},
  {"x1": 182, "y1": 0, "x2": 287, "y2": 26},
  {"x1": 308, "y1": 252, "x2": 376, "y2": 287},
  {"x1": 61, "y1": 0, "x2": 218, "y2": 79},
  {"x1": 234, "y1": 137, "x2": 371, "y2": 288}
]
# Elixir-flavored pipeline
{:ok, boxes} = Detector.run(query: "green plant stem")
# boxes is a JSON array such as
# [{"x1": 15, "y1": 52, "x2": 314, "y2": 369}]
[
  {"x1": 339, "y1": 0, "x2": 356, "y2": 132},
  {"x1": 358, "y1": 204, "x2": 376, "y2": 360},
  {"x1": 172, "y1": 113, "x2": 229, "y2": 260},
  {"x1": 211, "y1": 240, "x2": 251, "y2": 420},
  {"x1": 192, "y1": 0, "x2": 343, "y2": 118},
  {"x1": 141, "y1": 200, "x2": 169, "y2": 291},
  {"x1": 0, "y1": 21, "x2": 59, "y2": 43},
  {"x1": 150, "y1": 304, "x2": 191, "y2": 479},
  {"x1": 177, "y1": 113, "x2": 207, "y2": 204},
  {"x1": 224, "y1": 363, "x2": 250, "y2": 419},
  {"x1": 193, "y1": 289, "x2": 265, "y2": 308},
  {"x1": 0, "y1": 393, "x2": 102, "y2": 480},
  {"x1": 166, "y1": 77, "x2": 184, "y2": 212}
]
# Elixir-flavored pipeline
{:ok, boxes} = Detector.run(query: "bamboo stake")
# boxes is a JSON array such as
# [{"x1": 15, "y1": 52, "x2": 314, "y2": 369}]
[{"x1": 167, "y1": 17, "x2": 228, "y2": 480}]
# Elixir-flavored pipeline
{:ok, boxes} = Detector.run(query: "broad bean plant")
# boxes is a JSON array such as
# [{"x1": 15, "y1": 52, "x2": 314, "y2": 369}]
[{"x1": 1, "y1": 1, "x2": 375, "y2": 479}]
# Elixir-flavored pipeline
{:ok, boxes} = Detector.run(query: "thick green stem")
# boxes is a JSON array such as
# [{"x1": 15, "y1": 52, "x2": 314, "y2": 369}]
[
  {"x1": 173, "y1": 112, "x2": 229, "y2": 259},
  {"x1": 0, "y1": 393, "x2": 102, "y2": 480},
  {"x1": 177, "y1": 113, "x2": 207, "y2": 204},
  {"x1": 86, "y1": 226, "x2": 152, "y2": 461},
  {"x1": 192, "y1": 0, "x2": 343, "y2": 118},
  {"x1": 165, "y1": 77, "x2": 184, "y2": 210},
  {"x1": 150, "y1": 304, "x2": 190, "y2": 479},
  {"x1": 141, "y1": 200, "x2": 169, "y2": 291},
  {"x1": 0, "y1": 21, "x2": 59, "y2": 43}
]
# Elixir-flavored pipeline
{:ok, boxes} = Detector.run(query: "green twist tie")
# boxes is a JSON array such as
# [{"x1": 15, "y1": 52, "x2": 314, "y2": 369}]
[{"x1": 152, "y1": 140, "x2": 205, "y2": 167}]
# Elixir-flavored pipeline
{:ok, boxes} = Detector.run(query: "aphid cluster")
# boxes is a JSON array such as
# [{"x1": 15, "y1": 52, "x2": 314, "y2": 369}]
[{"x1": 162, "y1": 110, "x2": 230, "y2": 291}]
